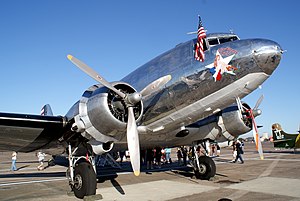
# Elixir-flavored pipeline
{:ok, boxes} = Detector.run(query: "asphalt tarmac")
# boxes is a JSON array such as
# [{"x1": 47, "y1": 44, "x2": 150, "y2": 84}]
[{"x1": 1, "y1": 142, "x2": 300, "y2": 201}]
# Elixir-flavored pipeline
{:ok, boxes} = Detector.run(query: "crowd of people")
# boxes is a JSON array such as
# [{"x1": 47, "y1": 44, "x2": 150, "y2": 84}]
[
  {"x1": 8, "y1": 139, "x2": 245, "y2": 172},
  {"x1": 116, "y1": 142, "x2": 226, "y2": 170}
]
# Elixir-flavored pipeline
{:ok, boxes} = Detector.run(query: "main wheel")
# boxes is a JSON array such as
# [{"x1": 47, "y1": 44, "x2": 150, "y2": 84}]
[
  {"x1": 194, "y1": 156, "x2": 216, "y2": 180},
  {"x1": 73, "y1": 162, "x2": 97, "y2": 199}
]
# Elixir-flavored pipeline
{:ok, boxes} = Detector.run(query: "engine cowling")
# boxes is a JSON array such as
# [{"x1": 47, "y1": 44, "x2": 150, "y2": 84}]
[
  {"x1": 192, "y1": 102, "x2": 257, "y2": 143},
  {"x1": 71, "y1": 82, "x2": 143, "y2": 144},
  {"x1": 221, "y1": 102, "x2": 253, "y2": 138}
]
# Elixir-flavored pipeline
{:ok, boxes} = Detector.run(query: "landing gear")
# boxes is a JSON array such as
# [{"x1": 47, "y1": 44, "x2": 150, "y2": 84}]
[
  {"x1": 73, "y1": 162, "x2": 97, "y2": 199},
  {"x1": 190, "y1": 141, "x2": 216, "y2": 180},
  {"x1": 194, "y1": 156, "x2": 216, "y2": 180},
  {"x1": 67, "y1": 144, "x2": 97, "y2": 199}
]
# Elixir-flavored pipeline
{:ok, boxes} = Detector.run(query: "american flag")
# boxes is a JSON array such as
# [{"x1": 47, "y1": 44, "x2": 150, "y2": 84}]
[{"x1": 195, "y1": 17, "x2": 206, "y2": 62}]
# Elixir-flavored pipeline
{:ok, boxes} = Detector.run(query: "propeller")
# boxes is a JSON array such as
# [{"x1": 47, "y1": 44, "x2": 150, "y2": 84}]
[
  {"x1": 236, "y1": 95, "x2": 264, "y2": 160},
  {"x1": 67, "y1": 55, "x2": 126, "y2": 99},
  {"x1": 253, "y1": 94, "x2": 264, "y2": 110},
  {"x1": 249, "y1": 109, "x2": 264, "y2": 160},
  {"x1": 67, "y1": 54, "x2": 171, "y2": 176}
]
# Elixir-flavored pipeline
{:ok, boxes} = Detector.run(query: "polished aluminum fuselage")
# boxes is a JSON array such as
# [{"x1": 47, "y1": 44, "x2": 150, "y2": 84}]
[
  {"x1": 115, "y1": 34, "x2": 282, "y2": 148},
  {"x1": 124, "y1": 37, "x2": 280, "y2": 124}
]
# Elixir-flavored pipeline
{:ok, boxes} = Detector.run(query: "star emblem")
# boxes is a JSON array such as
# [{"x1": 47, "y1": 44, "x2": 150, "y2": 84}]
[{"x1": 206, "y1": 50, "x2": 237, "y2": 81}]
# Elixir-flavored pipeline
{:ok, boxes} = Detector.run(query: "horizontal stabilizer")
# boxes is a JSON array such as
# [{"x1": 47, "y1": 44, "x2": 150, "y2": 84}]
[{"x1": 273, "y1": 139, "x2": 293, "y2": 143}]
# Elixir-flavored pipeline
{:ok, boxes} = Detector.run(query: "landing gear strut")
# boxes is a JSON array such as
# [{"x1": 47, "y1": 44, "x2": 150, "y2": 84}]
[
  {"x1": 67, "y1": 144, "x2": 97, "y2": 199},
  {"x1": 189, "y1": 141, "x2": 216, "y2": 180}
]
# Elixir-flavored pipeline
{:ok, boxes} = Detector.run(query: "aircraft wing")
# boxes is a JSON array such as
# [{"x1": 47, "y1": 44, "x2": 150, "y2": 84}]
[{"x1": 0, "y1": 112, "x2": 66, "y2": 153}]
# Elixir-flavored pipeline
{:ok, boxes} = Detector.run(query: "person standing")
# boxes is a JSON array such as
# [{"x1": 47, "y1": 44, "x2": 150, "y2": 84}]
[
  {"x1": 181, "y1": 146, "x2": 188, "y2": 166},
  {"x1": 11, "y1": 151, "x2": 17, "y2": 171},
  {"x1": 37, "y1": 151, "x2": 46, "y2": 170},
  {"x1": 119, "y1": 151, "x2": 126, "y2": 164},
  {"x1": 231, "y1": 141, "x2": 237, "y2": 162},
  {"x1": 155, "y1": 147, "x2": 162, "y2": 168},
  {"x1": 146, "y1": 148, "x2": 154, "y2": 170},
  {"x1": 177, "y1": 148, "x2": 183, "y2": 165},
  {"x1": 165, "y1": 148, "x2": 172, "y2": 163},
  {"x1": 216, "y1": 144, "x2": 221, "y2": 157}
]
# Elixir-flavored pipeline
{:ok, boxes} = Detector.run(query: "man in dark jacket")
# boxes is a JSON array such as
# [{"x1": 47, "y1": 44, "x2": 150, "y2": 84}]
[{"x1": 233, "y1": 140, "x2": 244, "y2": 164}]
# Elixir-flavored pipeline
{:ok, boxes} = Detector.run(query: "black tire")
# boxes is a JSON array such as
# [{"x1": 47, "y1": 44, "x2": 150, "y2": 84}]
[
  {"x1": 73, "y1": 162, "x2": 97, "y2": 199},
  {"x1": 194, "y1": 156, "x2": 216, "y2": 180}
]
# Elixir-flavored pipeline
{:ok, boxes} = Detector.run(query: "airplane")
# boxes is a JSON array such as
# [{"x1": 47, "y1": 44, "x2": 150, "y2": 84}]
[
  {"x1": 272, "y1": 123, "x2": 300, "y2": 149},
  {"x1": 0, "y1": 21, "x2": 282, "y2": 198}
]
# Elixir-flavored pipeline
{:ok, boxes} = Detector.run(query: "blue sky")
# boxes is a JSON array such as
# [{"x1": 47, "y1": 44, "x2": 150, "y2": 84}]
[{"x1": 0, "y1": 0, "x2": 299, "y2": 137}]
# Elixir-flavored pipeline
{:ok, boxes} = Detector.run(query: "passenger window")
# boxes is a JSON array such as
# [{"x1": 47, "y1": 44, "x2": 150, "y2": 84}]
[{"x1": 231, "y1": 36, "x2": 238, "y2": 41}]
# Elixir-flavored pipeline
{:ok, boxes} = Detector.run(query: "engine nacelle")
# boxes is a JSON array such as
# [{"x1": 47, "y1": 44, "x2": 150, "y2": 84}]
[
  {"x1": 221, "y1": 102, "x2": 252, "y2": 137},
  {"x1": 190, "y1": 102, "x2": 253, "y2": 143},
  {"x1": 71, "y1": 82, "x2": 143, "y2": 143}
]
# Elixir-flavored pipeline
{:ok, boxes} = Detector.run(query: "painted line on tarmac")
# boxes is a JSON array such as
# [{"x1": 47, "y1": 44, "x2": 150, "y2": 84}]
[{"x1": 0, "y1": 178, "x2": 67, "y2": 187}]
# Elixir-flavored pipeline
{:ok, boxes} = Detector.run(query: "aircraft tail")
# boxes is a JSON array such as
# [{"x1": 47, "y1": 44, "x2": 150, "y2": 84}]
[
  {"x1": 272, "y1": 123, "x2": 285, "y2": 141},
  {"x1": 40, "y1": 104, "x2": 53, "y2": 116},
  {"x1": 271, "y1": 123, "x2": 298, "y2": 148}
]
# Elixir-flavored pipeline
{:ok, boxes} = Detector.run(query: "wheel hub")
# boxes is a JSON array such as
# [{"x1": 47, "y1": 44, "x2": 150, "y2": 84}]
[
  {"x1": 198, "y1": 164, "x2": 207, "y2": 174},
  {"x1": 74, "y1": 174, "x2": 83, "y2": 190}
]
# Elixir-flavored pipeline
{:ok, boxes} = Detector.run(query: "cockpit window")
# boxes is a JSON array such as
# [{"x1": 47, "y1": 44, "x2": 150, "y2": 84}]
[
  {"x1": 202, "y1": 38, "x2": 208, "y2": 51},
  {"x1": 219, "y1": 37, "x2": 232, "y2": 44},
  {"x1": 208, "y1": 36, "x2": 239, "y2": 46},
  {"x1": 208, "y1": 38, "x2": 218, "y2": 46}
]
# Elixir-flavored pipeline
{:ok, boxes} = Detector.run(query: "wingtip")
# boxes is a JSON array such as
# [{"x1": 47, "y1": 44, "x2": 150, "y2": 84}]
[{"x1": 67, "y1": 54, "x2": 73, "y2": 60}]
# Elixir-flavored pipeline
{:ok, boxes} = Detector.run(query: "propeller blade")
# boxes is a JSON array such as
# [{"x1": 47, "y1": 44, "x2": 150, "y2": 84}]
[
  {"x1": 251, "y1": 110, "x2": 264, "y2": 160},
  {"x1": 253, "y1": 94, "x2": 264, "y2": 110},
  {"x1": 235, "y1": 97, "x2": 243, "y2": 119},
  {"x1": 127, "y1": 107, "x2": 140, "y2": 176},
  {"x1": 67, "y1": 55, "x2": 126, "y2": 99},
  {"x1": 140, "y1": 75, "x2": 172, "y2": 97}
]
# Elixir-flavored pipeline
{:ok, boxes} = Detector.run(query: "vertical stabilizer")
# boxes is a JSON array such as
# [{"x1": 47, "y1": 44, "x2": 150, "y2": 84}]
[
  {"x1": 272, "y1": 123, "x2": 285, "y2": 141},
  {"x1": 40, "y1": 104, "x2": 53, "y2": 116}
]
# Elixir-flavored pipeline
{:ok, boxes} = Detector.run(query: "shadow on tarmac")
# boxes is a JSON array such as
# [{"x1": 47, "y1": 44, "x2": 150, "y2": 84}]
[{"x1": 0, "y1": 171, "x2": 66, "y2": 179}]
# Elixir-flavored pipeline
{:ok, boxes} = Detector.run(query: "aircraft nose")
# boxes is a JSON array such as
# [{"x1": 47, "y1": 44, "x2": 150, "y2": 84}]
[{"x1": 252, "y1": 40, "x2": 283, "y2": 75}]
